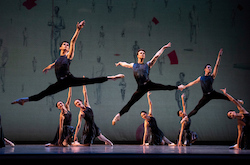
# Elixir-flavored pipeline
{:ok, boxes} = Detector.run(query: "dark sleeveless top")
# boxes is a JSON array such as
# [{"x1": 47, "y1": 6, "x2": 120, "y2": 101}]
[
  {"x1": 63, "y1": 111, "x2": 72, "y2": 126},
  {"x1": 243, "y1": 114, "x2": 250, "y2": 128},
  {"x1": 51, "y1": 111, "x2": 74, "y2": 145},
  {"x1": 200, "y1": 75, "x2": 214, "y2": 94},
  {"x1": 55, "y1": 55, "x2": 72, "y2": 80},
  {"x1": 183, "y1": 117, "x2": 191, "y2": 130},
  {"x1": 133, "y1": 63, "x2": 150, "y2": 85},
  {"x1": 83, "y1": 107, "x2": 95, "y2": 124}
]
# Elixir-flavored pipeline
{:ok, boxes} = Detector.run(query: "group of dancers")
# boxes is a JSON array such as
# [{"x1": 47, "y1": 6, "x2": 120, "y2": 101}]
[{"x1": 9, "y1": 20, "x2": 249, "y2": 149}]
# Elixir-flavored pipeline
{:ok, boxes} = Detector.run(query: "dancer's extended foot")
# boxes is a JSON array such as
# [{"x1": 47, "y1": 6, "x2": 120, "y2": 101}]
[
  {"x1": 112, "y1": 113, "x2": 120, "y2": 125},
  {"x1": 4, "y1": 138, "x2": 15, "y2": 147},
  {"x1": 168, "y1": 143, "x2": 176, "y2": 146},
  {"x1": 108, "y1": 74, "x2": 125, "y2": 81},
  {"x1": 105, "y1": 140, "x2": 113, "y2": 146},
  {"x1": 11, "y1": 97, "x2": 29, "y2": 105}
]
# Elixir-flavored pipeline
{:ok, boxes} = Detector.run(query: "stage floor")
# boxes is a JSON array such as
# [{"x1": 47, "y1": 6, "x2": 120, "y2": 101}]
[{"x1": 1, "y1": 144, "x2": 250, "y2": 163}]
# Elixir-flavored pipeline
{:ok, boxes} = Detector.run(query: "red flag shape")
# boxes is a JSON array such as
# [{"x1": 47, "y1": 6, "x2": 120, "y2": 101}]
[{"x1": 168, "y1": 50, "x2": 178, "y2": 64}]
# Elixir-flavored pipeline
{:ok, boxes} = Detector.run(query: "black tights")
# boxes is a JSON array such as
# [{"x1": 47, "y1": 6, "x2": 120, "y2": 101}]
[
  {"x1": 188, "y1": 90, "x2": 229, "y2": 118},
  {"x1": 29, "y1": 75, "x2": 108, "y2": 101},
  {"x1": 119, "y1": 81, "x2": 178, "y2": 116}
]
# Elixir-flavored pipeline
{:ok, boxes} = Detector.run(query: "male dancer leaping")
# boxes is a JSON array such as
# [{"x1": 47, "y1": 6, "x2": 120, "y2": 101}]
[
  {"x1": 180, "y1": 48, "x2": 229, "y2": 123},
  {"x1": 112, "y1": 42, "x2": 183, "y2": 125},
  {"x1": 12, "y1": 20, "x2": 124, "y2": 105}
]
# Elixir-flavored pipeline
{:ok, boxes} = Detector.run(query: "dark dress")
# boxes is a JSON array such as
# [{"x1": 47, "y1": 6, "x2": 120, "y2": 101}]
[
  {"x1": 51, "y1": 111, "x2": 74, "y2": 145},
  {"x1": 0, "y1": 115, "x2": 5, "y2": 148},
  {"x1": 177, "y1": 117, "x2": 197, "y2": 145},
  {"x1": 148, "y1": 117, "x2": 164, "y2": 145},
  {"x1": 81, "y1": 107, "x2": 101, "y2": 144},
  {"x1": 241, "y1": 113, "x2": 250, "y2": 149}
]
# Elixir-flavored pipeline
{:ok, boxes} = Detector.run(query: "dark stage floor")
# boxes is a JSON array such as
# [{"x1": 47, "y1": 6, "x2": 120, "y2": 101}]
[{"x1": 1, "y1": 144, "x2": 250, "y2": 164}]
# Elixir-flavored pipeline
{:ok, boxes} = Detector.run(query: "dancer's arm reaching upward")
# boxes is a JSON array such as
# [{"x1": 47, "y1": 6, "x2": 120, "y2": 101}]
[
  {"x1": 65, "y1": 87, "x2": 72, "y2": 111},
  {"x1": 148, "y1": 42, "x2": 171, "y2": 68},
  {"x1": 67, "y1": 20, "x2": 85, "y2": 60},
  {"x1": 178, "y1": 94, "x2": 186, "y2": 146},
  {"x1": 212, "y1": 48, "x2": 223, "y2": 79},
  {"x1": 147, "y1": 92, "x2": 153, "y2": 117},
  {"x1": 82, "y1": 84, "x2": 91, "y2": 108}
]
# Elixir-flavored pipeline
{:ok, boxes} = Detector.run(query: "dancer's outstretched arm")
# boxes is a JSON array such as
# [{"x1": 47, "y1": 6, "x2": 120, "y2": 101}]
[
  {"x1": 65, "y1": 87, "x2": 72, "y2": 111},
  {"x1": 67, "y1": 20, "x2": 85, "y2": 60},
  {"x1": 236, "y1": 123, "x2": 243, "y2": 149},
  {"x1": 82, "y1": 85, "x2": 91, "y2": 108},
  {"x1": 178, "y1": 94, "x2": 186, "y2": 146},
  {"x1": 74, "y1": 112, "x2": 83, "y2": 142},
  {"x1": 115, "y1": 62, "x2": 133, "y2": 68},
  {"x1": 147, "y1": 92, "x2": 153, "y2": 117},
  {"x1": 148, "y1": 42, "x2": 171, "y2": 68},
  {"x1": 181, "y1": 94, "x2": 186, "y2": 113},
  {"x1": 183, "y1": 76, "x2": 201, "y2": 89},
  {"x1": 220, "y1": 88, "x2": 247, "y2": 114},
  {"x1": 142, "y1": 121, "x2": 150, "y2": 145},
  {"x1": 42, "y1": 62, "x2": 55, "y2": 74},
  {"x1": 212, "y1": 48, "x2": 223, "y2": 79}
]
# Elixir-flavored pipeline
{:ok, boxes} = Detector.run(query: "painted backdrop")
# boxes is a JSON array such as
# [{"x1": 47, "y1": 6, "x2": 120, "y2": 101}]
[{"x1": 0, "y1": 0, "x2": 250, "y2": 142}]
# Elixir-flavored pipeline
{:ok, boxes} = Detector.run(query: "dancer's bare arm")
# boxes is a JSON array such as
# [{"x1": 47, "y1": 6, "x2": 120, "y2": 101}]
[
  {"x1": 178, "y1": 123, "x2": 185, "y2": 146},
  {"x1": 220, "y1": 88, "x2": 248, "y2": 114},
  {"x1": 74, "y1": 113, "x2": 83, "y2": 142},
  {"x1": 147, "y1": 92, "x2": 153, "y2": 117},
  {"x1": 148, "y1": 42, "x2": 171, "y2": 68},
  {"x1": 181, "y1": 94, "x2": 186, "y2": 113},
  {"x1": 42, "y1": 62, "x2": 55, "y2": 74},
  {"x1": 178, "y1": 94, "x2": 186, "y2": 146},
  {"x1": 58, "y1": 114, "x2": 65, "y2": 145},
  {"x1": 83, "y1": 85, "x2": 91, "y2": 108},
  {"x1": 115, "y1": 62, "x2": 134, "y2": 68},
  {"x1": 212, "y1": 48, "x2": 223, "y2": 79},
  {"x1": 65, "y1": 87, "x2": 72, "y2": 111},
  {"x1": 184, "y1": 76, "x2": 201, "y2": 89},
  {"x1": 67, "y1": 20, "x2": 85, "y2": 60},
  {"x1": 142, "y1": 121, "x2": 149, "y2": 145}
]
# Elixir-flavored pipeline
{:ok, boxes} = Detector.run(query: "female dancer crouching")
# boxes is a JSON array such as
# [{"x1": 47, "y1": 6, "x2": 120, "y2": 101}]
[{"x1": 72, "y1": 84, "x2": 113, "y2": 146}]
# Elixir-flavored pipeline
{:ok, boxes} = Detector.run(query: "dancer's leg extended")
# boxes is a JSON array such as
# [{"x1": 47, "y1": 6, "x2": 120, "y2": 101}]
[
  {"x1": 148, "y1": 81, "x2": 178, "y2": 91},
  {"x1": 97, "y1": 133, "x2": 113, "y2": 146},
  {"x1": 187, "y1": 91, "x2": 229, "y2": 118},
  {"x1": 27, "y1": 77, "x2": 108, "y2": 102},
  {"x1": 112, "y1": 81, "x2": 178, "y2": 125},
  {"x1": 112, "y1": 89, "x2": 147, "y2": 125},
  {"x1": 11, "y1": 74, "x2": 124, "y2": 105},
  {"x1": 120, "y1": 82, "x2": 177, "y2": 115}
]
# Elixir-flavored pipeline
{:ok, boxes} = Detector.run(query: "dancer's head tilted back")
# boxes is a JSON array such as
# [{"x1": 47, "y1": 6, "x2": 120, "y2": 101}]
[{"x1": 74, "y1": 99, "x2": 85, "y2": 109}]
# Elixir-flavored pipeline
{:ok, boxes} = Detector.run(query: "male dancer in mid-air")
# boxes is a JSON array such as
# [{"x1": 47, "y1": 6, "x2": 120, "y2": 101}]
[
  {"x1": 112, "y1": 42, "x2": 184, "y2": 125},
  {"x1": 12, "y1": 20, "x2": 124, "y2": 105},
  {"x1": 180, "y1": 48, "x2": 229, "y2": 123}
]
